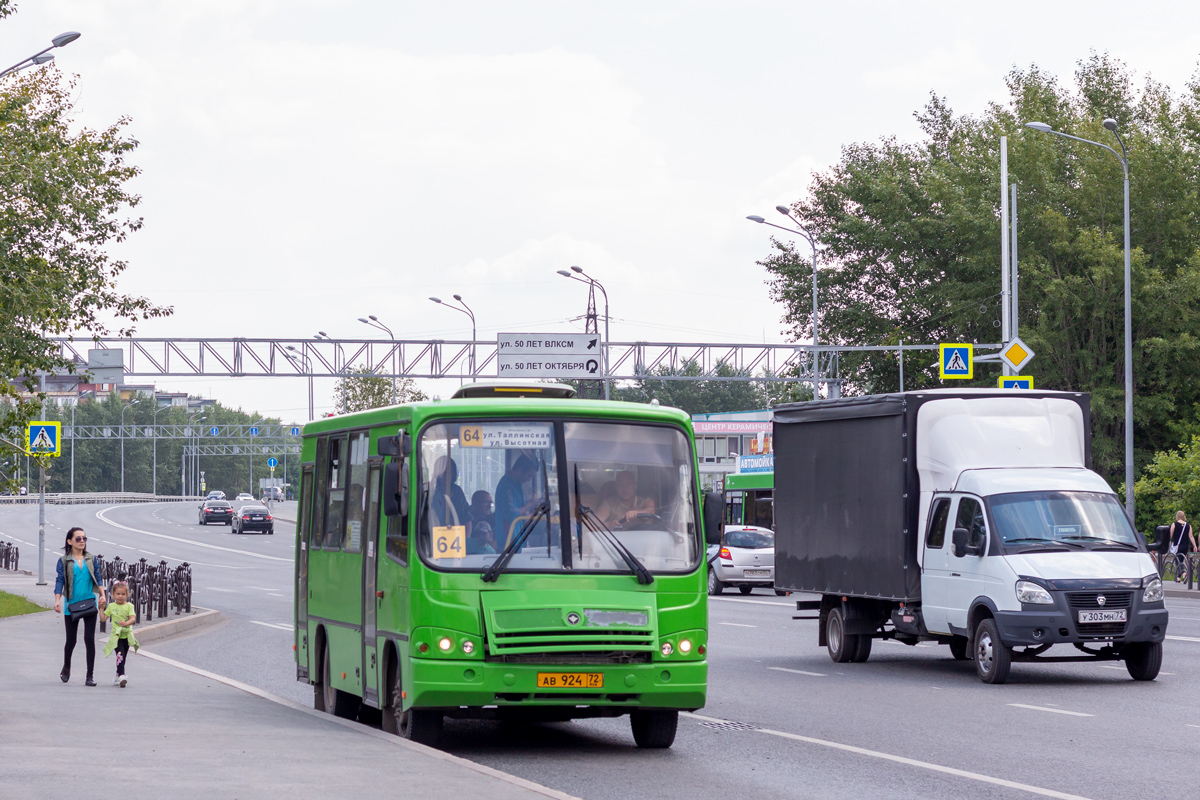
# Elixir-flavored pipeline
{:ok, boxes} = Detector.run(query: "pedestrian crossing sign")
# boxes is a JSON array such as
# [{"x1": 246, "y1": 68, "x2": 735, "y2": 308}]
[
  {"x1": 999, "y1": 376, "x2": 1035, "y2": 389},
  {"x1": 26, "y1": 421, "x2": 61, "y2": 457},
  {"x1": 939, "y1": 343, "x2": 973, "y2": 380}
]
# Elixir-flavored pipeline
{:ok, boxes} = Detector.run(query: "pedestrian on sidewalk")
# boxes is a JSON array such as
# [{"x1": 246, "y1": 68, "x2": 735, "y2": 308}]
[
  {"x1": 1168, "y1": 512, "x2": 1197, "y2": 582},
  {"x1": 102, "y1": 580, "x2": 138, "y2": 688},
  {"x1": 53, "y1": 527, "x2": 107, "y2": 686}
]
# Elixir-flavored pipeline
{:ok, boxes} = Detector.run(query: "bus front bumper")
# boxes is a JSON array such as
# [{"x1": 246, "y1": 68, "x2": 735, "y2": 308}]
[{"x1": 408, "y1": 658, "x2": 707, "y2": 711}]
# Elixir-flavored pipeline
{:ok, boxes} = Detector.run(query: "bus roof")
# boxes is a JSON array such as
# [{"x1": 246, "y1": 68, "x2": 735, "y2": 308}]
[
  {"x1": 725, "y1": 471, "x2": 773, "y2": 491},
  {"x1": 298, "y1": 397, "x2": 693, "y2": 437}
]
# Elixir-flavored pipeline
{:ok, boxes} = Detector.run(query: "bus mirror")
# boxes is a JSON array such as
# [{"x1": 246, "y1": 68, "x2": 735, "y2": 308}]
[
  {"x1": 384, "y1": 460, "x2": 408, "y2": 517},
  {"x1": 703, "y1": 491, "x2": 724, "y2": 545},
  {"x1": 401, "y1": 432, "x2": 412, "y2": 457},
  {"x1": 377, "y1": 436, "x2": 401, "y2": 457}
]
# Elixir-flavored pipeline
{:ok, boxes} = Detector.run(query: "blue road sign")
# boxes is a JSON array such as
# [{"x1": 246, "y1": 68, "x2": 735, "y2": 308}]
[
  {"x1": 26, "y1": 421, "x2": 61, "y2": 457},
  {"x1": 939, "y1": 343, "x2": 973, "y2": 380},
  {"x1": 209, "y1": 426, "x2": 219, "y2": 436},
  {"x1": 249, "y1": 426, "x2": 259, "y2": 436},
  {"x1": 290, "y1": 426, "x2": 301, "y2": 436},
  {"x1": 999, "y1": 376, "x2": 1034, "y2": 389},
  {"x1": 267, "y1": 457, "x2": 278, "y2": 468}
]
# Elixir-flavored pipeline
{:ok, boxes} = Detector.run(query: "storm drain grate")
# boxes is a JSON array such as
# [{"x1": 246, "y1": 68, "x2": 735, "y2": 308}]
[{"x1": 699, "y1": 720, "x2": 759, "y2": 732}]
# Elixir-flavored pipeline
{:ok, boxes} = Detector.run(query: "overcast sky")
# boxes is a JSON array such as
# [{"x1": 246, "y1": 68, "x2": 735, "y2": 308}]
[{"x1": 9, "y1": 1, "x2": 1200, "y2": 421}]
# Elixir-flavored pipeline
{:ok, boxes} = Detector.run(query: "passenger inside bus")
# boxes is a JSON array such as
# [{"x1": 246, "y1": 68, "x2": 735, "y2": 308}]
[
  {"x1": 430, "y1": 456, "x2": 470, "y2": 528},
  {"x1": 494, "y1": 454, "x2": 539, "y2": 545}
]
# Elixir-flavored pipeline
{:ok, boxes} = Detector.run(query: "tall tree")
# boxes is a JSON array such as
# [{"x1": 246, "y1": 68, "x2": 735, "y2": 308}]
[
  {"x1": 333, "y1": 366, "x2": 427, "y2": 413},
  {"x1": 760, "y1": 54, "x2": 1200, "y2": 488},
  {"x1": 0, "y1": 13, "x2": 169, "y2": 483}
]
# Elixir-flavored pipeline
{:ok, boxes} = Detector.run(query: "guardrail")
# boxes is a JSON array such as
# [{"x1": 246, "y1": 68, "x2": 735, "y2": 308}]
[
  {"x1": 0, "y1": 540, "x2": 18, "y2": 571},
  {"x1": 0, "y1": 493, "x2": 206, "y2": 506},
  {"x1": 96, "y1": 555, "x2": 193, "y2": 630}
]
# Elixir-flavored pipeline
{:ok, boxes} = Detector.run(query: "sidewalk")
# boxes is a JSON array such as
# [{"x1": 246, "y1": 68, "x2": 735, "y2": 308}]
[{"x1": 0, "y1": 570, "x2": 575, "y2": 800}]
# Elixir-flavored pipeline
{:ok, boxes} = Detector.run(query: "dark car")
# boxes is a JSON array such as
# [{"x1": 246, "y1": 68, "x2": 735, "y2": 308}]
[
  {"x1": 233, "y1": 504, "x2": 274, "y2": 535},
  {"x1": 199, "y1": 500, "x2": 234, "y2": 525}
]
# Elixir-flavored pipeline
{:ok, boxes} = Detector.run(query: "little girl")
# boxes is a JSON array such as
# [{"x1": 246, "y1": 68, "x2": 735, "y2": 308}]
[{"x1": 102, "y1": 581, "x2": 139, "y2": 687}]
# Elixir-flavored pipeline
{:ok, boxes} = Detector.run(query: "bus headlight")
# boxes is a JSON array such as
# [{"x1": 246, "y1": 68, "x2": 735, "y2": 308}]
[
  {"x1": 678, "y1": 639, "x2": 692, "y2": 654},
  {"x1": 461, "y1": 640, "x2": 475, "y2": 654},
  {"x1": 660, "y1": 642, "x2": 674, "y2": 656},
  {"x1": 438, "y1": 637, "x2": 453, "y2": 652}
]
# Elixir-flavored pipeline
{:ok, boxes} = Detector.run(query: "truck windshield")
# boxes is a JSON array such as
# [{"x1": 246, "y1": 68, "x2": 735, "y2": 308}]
[
  {"x1": 988, "y1": 491, "x2": 1143, "y2": 551},
  {"x1": 417, "y1": 419, "x2": 699, "y2": 573}
]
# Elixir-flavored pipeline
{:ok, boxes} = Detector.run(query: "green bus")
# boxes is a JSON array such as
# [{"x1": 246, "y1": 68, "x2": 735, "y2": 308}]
[
  {"x1": 294, "y1": 382, "x2": 719, "y2": 748},
  {"x1": 724, "y1": 471, "x2": 773, "y2": 529}
]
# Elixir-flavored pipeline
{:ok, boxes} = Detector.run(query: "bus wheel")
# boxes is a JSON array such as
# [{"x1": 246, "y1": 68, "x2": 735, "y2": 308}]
[
  {"x1": 381, "y1": 661, "x2": 401, "y2": 735},
  {"x1": 319, "y1": 643, "x2": 360, "y2": 719},
  {"x1": 402, "y1": 708, "x2": 443, "y2": 746},
  {"x1": 631, "y1": 709, "x2": 678, "y2": 748}
]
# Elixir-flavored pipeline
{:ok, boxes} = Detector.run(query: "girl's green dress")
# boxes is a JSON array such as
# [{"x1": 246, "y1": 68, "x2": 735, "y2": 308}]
[{"x1": 103, "y1": 602, "x2": 140, "y2": 656}]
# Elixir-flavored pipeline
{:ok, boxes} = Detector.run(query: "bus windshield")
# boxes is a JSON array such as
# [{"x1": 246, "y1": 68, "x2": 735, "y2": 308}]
[{"x1": 416, "y1": 419, "x2": 699, "y2": 574}]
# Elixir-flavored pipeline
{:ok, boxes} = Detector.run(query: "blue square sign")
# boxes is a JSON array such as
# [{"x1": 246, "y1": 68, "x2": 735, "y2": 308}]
[{"x1": 939, "y1": 343, "x2": 973, "y2": 380}]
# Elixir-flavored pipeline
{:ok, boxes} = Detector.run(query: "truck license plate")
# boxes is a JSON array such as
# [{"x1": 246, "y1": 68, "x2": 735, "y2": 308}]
[
  {"x1": 536, "y1": 672, "x2": 603, "y2": 689},
  {"x1": 744, "y1": 569, "x2": 770, "y2": 578},
  {"x1": 1077, "y1": 609, "x2": 1126, "y2": 624}
]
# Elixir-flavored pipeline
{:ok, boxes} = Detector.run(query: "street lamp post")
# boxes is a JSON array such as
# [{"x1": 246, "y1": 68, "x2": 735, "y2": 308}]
[
  {"x1": 152, "y1": 403, "x2": 171, "y2": 497},
  {"x1": 120, "y1": 399, "x2": 140, "y2": 493},
  {"x1": 316, "y1": 332, "x2": 347, "y2": 413},
  {"x1": 0, "y1": 31, "x2": 81, "y2": 78},
  {"x1": 429, "y1": 296, "x2": 477, "y2": 378},
  {"x1": 1025, "y1": 119, "x2": 1134, "y2": 520},
  {"x1": 359, "y1": 315, "x2": 398, "y2": 404},
  {"x1": 186, "y1": 411, "x2": 205, "y2": 496},
  {"x1": 747, "y1": 211, "x2": 821, "y2": 398},
  {"x1": 555, "y1": 267, "x2": 610, "y2": 399},
  {"x1": 285, "y1": 347, "x2": 315, "y2": 420}
]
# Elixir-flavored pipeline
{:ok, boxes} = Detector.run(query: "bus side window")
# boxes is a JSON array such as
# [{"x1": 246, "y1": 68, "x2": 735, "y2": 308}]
[
  {"x1": 344, "y1": 432, "x2": 369, "y2": 553},
  {"x1": 323, "y1": 435, "x2": 348, "y2": 550},
  {"x1": 311, "y1": 438, "x2": 329, "y2": 550},
  {"x1": 385, "y1": 457, "x2": 408, "y2": 566}
]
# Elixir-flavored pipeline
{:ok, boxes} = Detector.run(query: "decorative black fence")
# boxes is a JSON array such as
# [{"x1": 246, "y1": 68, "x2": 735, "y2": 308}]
[
  {"x1": 0, "y1": 540, "x2": 17, "y2": 571},
  {"x1": 95, "y1": 555, "x2": 192, "y2": 632}
]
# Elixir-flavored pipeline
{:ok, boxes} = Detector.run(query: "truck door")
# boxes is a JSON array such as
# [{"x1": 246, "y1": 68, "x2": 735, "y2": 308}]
[
  {"x1": 944, "y1": 495, "x2": 993, "y2": 633},
  {"x1": 920, "y1": 496, "x2": 953, "y2": 635}
]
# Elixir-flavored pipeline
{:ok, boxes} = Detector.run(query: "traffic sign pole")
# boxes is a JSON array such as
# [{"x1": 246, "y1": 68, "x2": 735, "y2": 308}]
[{"x1": 36, "y1": 463, "x2": 45, "y2": 586}]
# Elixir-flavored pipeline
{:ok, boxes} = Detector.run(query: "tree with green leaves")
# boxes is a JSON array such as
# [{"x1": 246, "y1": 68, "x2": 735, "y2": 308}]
[
  {"x1": 760, "y1": 53, "x2": 1200, "y2": 489},
  {"x1": 618, "y1": 360, "x2": 768, "y2": 415},
  {"x1": 333, "y1": 366, "x2": 427, "y2": 413},
  {"x1": 0, "y1": 6, "x2": 168, "y2": 486}
]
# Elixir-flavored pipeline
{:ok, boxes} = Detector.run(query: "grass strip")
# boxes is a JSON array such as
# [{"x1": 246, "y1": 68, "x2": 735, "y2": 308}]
[{"x1": 0, "y1": 589, "x2": 46, "y2": 618}]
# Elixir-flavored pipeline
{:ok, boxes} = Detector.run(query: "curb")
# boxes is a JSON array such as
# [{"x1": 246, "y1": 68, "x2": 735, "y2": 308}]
[
  {"x1": 135, "y1": 606, "x2": 222, "y2": 644},
  {"x1": 1165, "y1": 587, "x2": 1200, "y2": 599}
]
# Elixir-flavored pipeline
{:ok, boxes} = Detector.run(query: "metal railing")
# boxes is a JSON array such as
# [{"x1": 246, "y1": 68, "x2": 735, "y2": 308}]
[
  {"x1": 0, "y1": 540, "x2": 18, "y2": 571},
  {"x1": 96, "y1": 555, "x2": 193, "y2": 631},
  {"x1": 1155, "y1": 550, "x2": 1198, "y2": 590},
  {"x1": 0, "y1": 493, "x2": 205, "y2": 506}
]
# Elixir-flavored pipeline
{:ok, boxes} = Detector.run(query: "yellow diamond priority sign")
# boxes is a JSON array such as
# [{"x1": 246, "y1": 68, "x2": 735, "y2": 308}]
[{"x1": 1000, "y1": 337, "x2": 1035, "y2": 372}]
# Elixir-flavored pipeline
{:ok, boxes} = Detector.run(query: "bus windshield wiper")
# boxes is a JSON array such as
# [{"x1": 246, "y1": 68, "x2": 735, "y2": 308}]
[
  {"x1": 577, "y1": 506, "x2": 654, "y2": 585},
  {"x1": 481, "y1": 502, "x2": 549, "y2": 583}
]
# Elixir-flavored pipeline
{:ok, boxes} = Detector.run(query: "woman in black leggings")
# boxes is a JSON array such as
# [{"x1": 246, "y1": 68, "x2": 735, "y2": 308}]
[{"x1": 53, "y1": 527, "x2": 107, "y2": 686}]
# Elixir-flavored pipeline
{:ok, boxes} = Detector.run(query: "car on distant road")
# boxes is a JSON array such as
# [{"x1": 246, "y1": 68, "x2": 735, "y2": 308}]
[
  {"x1": 232, "y1": 504, "x2": 274, "y2": 535},
  {"x1": 199, "y1": 500, "x2": 234, "y2": 525},
  {"x1": 235, "y1": 492, "x2": 254, "y2": 502},
  {"x1": 707, "y1": 525, "x2": 778, "y2": 595},
  {"x1": 206, "y1": 490, "x2": 226, "y2": 501},
  {"x1": 261, "y1": 486, "x2": 283, "y2": 502}
]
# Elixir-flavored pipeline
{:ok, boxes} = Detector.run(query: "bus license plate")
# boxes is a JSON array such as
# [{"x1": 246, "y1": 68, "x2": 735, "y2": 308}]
[
  {"x1": 744, "y1": 570, "x2": 770, "y2": 578},
  {"x1": 1078, "y1": 609, "x2": 1126, "y2": 624},
  {"x1": 536, "y1": 672, "x2": 603, "y2": 689}
]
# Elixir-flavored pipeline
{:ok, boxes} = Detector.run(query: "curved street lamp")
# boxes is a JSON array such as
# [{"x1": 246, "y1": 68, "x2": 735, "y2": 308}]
[
  {"x1": 556, "y1": 267, "x2": 610, "y2": 399},
  {"x1": 285, "y1": 348, "x2": 315, "y2": 421},
  {"x1": 120, "y1": 398, "x2": 141, "y2": 493},
  {"x1": 1025, "y1": 118, "x2": 1133, "y2": 519},
  {"x1": 429, "y1": 295, "x2": 477, "y2": 377},
  {"x1": 359, "y1": 315, "x2": 398, "y2": 404},
  {"x1": 1, "y1": 31, "x2": 81, "y2": 78},
  {"x1": 315, "y1": 332, "x2": 347, "y2": 413}
]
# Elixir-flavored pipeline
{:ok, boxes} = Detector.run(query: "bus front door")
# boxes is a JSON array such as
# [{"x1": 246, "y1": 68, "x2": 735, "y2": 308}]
[
  {"x1": 362, "y1": 460, "x2": 382, "y2": 706},
  {"x1": 296, "y1": 463, "x2": 314, "y2": 680}
]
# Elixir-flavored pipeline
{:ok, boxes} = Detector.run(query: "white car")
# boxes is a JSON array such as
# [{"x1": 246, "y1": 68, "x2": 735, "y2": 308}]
[
  {"x1": 707, "y1": 525, "x2": 779, "y2": 595},
  {"x1": 235, "y1": 492, "x2": 254, "y2": 502}
]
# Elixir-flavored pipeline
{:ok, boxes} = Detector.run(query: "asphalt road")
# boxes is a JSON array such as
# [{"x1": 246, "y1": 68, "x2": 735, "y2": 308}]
[{"x1": 4, "y1": 501, "x2": 1198, "y2": 800}]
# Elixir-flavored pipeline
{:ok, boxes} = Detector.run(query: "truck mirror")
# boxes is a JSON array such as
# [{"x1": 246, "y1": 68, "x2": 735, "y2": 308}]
[
  {"x1": 383, "y1": 459, "x2": 408, "y2": 518},
  {"x1": 703, "y1": 491, "x2": 724, "y2": 545},
  {"x1": 951, "y1": 527, "x2": 969, "y2": 558},
  {"x1": 1154, "y1": 524, "x2": 1171, "y2": 554}
]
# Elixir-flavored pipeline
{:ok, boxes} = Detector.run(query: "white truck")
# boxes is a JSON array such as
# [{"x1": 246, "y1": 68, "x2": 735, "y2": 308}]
[{"x1": 771, "y1": 390, "x2": 1168, "y2": 684}]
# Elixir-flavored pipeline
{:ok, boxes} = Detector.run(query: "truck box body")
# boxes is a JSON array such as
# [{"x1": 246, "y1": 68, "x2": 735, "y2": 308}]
[{"x1": 772, "y1": 390, "x2": 1092, "y2": 602}]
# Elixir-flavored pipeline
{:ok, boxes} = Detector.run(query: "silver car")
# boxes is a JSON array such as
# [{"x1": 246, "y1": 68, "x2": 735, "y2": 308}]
[{"x1": 707, "y1": 525, "x2": 779, "y2": 595}]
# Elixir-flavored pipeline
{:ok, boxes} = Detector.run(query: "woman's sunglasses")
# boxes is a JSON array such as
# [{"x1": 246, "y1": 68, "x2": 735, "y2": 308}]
[{"x1": 73, "y1": 536, "x2": 87, "y2": 543}]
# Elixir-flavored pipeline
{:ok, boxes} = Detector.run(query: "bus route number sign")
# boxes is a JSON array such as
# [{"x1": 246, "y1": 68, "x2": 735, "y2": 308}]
[
  {"x1": 432, "y1": 526, "x2": 466, "y2": 559},
  {"x1": 460, "y1": 424, "x2": 552, "y2": 449}
]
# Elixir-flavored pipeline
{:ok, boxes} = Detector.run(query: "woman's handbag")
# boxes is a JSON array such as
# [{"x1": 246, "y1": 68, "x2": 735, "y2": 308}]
[{"x1": 67, "y1": 597, "x2": 97, "y2": 615}]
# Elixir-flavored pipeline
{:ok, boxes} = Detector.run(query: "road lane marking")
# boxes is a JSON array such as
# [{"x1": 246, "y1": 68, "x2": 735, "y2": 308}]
[
  {"x1": 250, "y1": 621, "x2": 293, "y2": 631},
  {"x1": 719, "y1": 622, "x2": 758, "y2": 628},
  {"x1": 247, "y1": 586, "x2": 275, "y2": 591},
  {"x1": 204, "y1": 587, "x2": 237, "y2": 593},
  {"x1": 95, "y1": 507, "x2": 290, "y2": 563},
  {"x1": 682, "y1": 713, "x2": 1093, "y2": 800},
  {"x1": 267, "y1": 592, "x2": 284, "y2": 597},
  {"x1": 708, "y1": 597, "x2": 792, "y2": 607},
  {"x1": 1007, "y1": 704, "x2": 1094, "y2": 717},
  {"x1": 1099, "y1": 665, "x2": 1175, "y2": 675},
  {"x1": 138, "y1": 550, "x2": 156, "y2": 555},
  {"x1": 768, "y1": 667, "x2": 826, "y2": 677},
  {"x1": 1166, "y1": 635, "x2": 1200, "y2": 642}
]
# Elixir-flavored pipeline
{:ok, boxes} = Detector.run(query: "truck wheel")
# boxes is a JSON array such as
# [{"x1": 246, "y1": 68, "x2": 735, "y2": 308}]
[
  {"x1": 402, "y1": 708, "x2": 443, "y2": 746},
  {"x1": 851, "y1": 635, "x2": 872, "y2": 662},
  {"x1": 949, "y1": 636, "x2": 969, "y2": 661},
  {"x1": 826, "y1": 607, "x2": 856, "y2": 663},
  {"x1": 774, "y1": 589, "x2": 788, "y2": 596},
  {"x1": 1124, "y1": 642, "x2": 1162, "y2": 681},
  {"x1": 707, "y1": 568, "x2": 724, "y2": 596},
  {"x1": 631, "y1": 709, "x2": 678, "y2": 748},
  {"x1": 739, "y1": 585, "x2": 753, "y2": 595},
  {"x1": 974, "y1": 618, "x2": 1011, "y2": 684}
]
